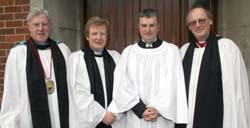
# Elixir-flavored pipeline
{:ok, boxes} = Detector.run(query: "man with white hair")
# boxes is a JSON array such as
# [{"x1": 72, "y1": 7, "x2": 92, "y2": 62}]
[{"x1": 0, "y1": 7, "x2": 71, "y2": 128}]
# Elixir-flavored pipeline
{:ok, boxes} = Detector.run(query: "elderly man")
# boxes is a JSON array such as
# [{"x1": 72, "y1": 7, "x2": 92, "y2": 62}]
[
  {"x1": 180, "y1": 5, "x2": 250, "y2": 128},
  {"x1": 0, "y1": 7, "x2": 71, "y2": 128}
]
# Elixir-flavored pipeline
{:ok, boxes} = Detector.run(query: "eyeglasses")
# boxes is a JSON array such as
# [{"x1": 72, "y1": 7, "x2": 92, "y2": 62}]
[
  {"x1": 187, "y1": 19, "x2": 207, "y2": 28},
  {"x1": 30, "y1": 23, "x2": 49, "y2": 28}
]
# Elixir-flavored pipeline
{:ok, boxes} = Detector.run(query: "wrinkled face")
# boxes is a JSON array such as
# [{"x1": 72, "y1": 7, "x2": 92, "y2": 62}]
[
  {"x1": 187, "y1": 8, "x2": 212, "y2": 41},
  {"x1": 138, "y1": 16, "x2": 159, "y2": 43},
  {"x1": 28, "y1": 13, "x2": 51, "y2": 43},
  {"x1": 86, "y1": 24, "x2": 107, "y2": 52}
]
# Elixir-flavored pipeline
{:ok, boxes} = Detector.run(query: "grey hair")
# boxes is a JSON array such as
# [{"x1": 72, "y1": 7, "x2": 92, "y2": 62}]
[
  {"x1": 138, "y1": 9, "x2": 159, "y2": 23},
  {"x1": 27, "y1": 7, "x2": 51, "y2": 22},
  {"x1": 186, "y1": 5, "x2": 213, "y2": 25}
]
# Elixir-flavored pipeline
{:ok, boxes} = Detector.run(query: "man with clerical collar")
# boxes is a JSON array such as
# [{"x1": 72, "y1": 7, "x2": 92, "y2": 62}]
[
  {"x1": 67, "y1": 16, "x2": 120, "y2": 128},
  {"x1": 179, "y1": 5, "x2": 250, "y2": 128},
  {"x1": 0, "y1": 7, "x2": 71, "y2": 128},
  {"x1": 107, "y1": 8, "x2": 188, "y2": 128}
]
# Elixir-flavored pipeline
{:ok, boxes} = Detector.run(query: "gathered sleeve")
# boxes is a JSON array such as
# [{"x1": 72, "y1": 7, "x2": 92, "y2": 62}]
[
  {"x1": 108, "y1": 46, "x2": 140, "y2": 113},
  {"x1": 67, "y1": 52, "x2": 106, "y2": 128},
  {"x1": 0, "y1": 47, "x2": 22, "y2": 128},
  {"x1": 219, "y1": 39, "x2": 250, "y2": 128}
]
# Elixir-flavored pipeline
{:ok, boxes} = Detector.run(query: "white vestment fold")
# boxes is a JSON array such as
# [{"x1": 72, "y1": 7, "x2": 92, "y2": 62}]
[
  {"x1": 180, "y1": 38, "x2": 250, "y2": 128},
  {"x1": 109, "y1": 41, "x2": 188, "y2": 128},
  {"x1": 0, "y1": 42, "x2": 71, "y2": 128},
  {"x1": 67, "y1": 50, "x2": 120, "y2": 128}
]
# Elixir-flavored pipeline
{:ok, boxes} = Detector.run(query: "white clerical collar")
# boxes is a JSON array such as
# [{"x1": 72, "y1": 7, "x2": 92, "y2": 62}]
[
  {"x1": 94, "y1": 51, "x2": 103, "y2": 55},
  {"x1": 142, "y1": 38, "x2": 157, "y2": 48},
  {"x1": 198, "y1": 40, "x2": 206, "y2": 44}
]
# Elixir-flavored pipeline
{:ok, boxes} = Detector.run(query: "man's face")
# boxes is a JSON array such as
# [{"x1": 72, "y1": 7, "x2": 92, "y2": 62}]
[
  {"x1": 187, "y1": 8, "x2": 212, "y2": 41},
  {"x1": 138, "y1": 16, "x2": 159, "y2": 43},
  {"x1": 28, "y1": 13, "x2": 51, "y2": 43},
  {"x1": 86, "y1": 24, "x2": 107, "y2": 52}
]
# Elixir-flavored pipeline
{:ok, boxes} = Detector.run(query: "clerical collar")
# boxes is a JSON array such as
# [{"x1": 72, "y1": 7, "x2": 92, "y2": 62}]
[
  {"x1": 28, "y1": 38, "x2": 51, "y2": 50},
  {"x1": 93, "y1": 49, "x2": 104, "y2": 57},
  {"x1": 196, "y1": 40, "x2": 207, "y2": 48},
  {"x1": 138, "y1": 38, "x2": 162, "y2": 49}
]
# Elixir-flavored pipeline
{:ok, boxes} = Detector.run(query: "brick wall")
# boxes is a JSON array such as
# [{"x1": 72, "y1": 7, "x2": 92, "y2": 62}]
[{"x1": 0, "y1": 0, "x2": 30, "y2": 109}]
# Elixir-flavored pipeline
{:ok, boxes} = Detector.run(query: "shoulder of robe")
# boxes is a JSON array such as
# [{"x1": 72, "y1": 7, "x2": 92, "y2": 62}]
[
  {"x1": 216, "y1": 34, "x2": 223, "y2": 40},
  {"x1": 11, "y1": 41, "x2": 27, "y2": 49},
  {"x1": 54, "y1": 40, "x2": 62, "y2": 44}
]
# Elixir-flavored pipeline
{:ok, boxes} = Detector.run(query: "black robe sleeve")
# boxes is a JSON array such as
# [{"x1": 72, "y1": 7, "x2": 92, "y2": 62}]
[{"x1": 131, "y1": 99, "x2": 146, "y2": 118}]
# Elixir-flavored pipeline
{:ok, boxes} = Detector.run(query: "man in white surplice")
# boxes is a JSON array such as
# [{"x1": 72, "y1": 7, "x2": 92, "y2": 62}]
[
  {"x1": 108, "y1": 9, "x2": 188, "y2": 128},
  {"x1": 68, "y1": 17, "x2": 120, "y2": 128},
  {"x1": 0, "y1": 7, "x2": 71, "y2": 128},
  {"x1": 179, "y1": 5, "x2": 250, "y2": 128}
]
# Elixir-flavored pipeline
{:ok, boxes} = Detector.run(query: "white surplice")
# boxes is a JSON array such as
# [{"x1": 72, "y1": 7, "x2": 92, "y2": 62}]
[
  {"x1": 67, "y1": 50, "x2": 120, "y2": 128},
  {"x1": 108, "y1": 41, "x2": 188, "y2": 128},
  {"x1": 180, "y1": 38, "x2": 250, "y2": 128},
  {"x1": 0, "y1": 42, "x2": 71, "y2": 128}
]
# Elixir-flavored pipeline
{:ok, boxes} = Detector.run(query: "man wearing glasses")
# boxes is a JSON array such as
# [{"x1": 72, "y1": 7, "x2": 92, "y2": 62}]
[{"x1": 179, "y1": 5, "x2": 250, "y2": 128}]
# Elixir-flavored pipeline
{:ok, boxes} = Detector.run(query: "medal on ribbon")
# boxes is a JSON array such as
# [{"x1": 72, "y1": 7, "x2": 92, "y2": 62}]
[{"x1": 46, "y1": 79, "x2": 55, "y2": 94}]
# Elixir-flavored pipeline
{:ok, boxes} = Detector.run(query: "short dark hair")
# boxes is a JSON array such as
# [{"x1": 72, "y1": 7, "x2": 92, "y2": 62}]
[
  {"x1": 84, "y1": 16, "x2": 110, "y2": 37},
  {"x1": 138, "y1": 9, "x2": 159, "y2": 23}
]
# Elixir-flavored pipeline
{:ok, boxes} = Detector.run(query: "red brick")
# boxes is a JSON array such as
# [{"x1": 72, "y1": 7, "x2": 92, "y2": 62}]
[
  {"x1": 15, "y1": 0, "x2": 29, "y2": 5},
  {"x1": 0, "y1": 43, "x2": 13, "y2": 49},
  {"x1": 0, "y1": 78, "x2": 3, "y2": 85},
  {"x1": 15, "y1": 12, "x2": 28, "y2": 20},
  {"x1": 6, "y1": 21, "x2": 23, "y2": 27},
  {"x1": 0, "y1": 7, "x2": 3, "y2": 14},
  {"x1": 6, "y1": 35, "x2": 25, "y2": 42},
  {"x1": 23, "y1": 5, "x2": 30, "y2": 12},
  {"x1": 0, "y1": 85, "x2": 2, "y2": 90},
  {"x1": 16, "y1": 27, "x2": 29, "y2": 34},
  {"x1": 0, "y1": 14, "x2": 14, "y2": 21},
  {"x1": 0, "y1": 36, "x2": 6, "y2": 42},
  {"x1": 5, "y1": 6, "x2": 22, "y2": 13},
  {"x1": 0, "y1": 28, "x2": 15, "y2": 35},
  {"x1": 23, "y1": 20, "x2": 28, "y2": 26},
  {"x1": 0, "y1": 64, "x2": 5, "y2": 71},
  {"x1": 25, "y1": 34, "x2": 29, "y2": 40},
  {"x1": 0, "y1": 22, "x2": 4, "y2": 27},
  {"x1": 0, "y1": 0, "x2": 14, "y2": 6},
  {"x1": 0, "y1": 50, "x2": 7, "y2": 56},
  {"x1": 0, "y1": 57, "x2": 6, "y2": 64},
  {"x1": 0, "y1": 71, "x2": 4, "y2": 77}
]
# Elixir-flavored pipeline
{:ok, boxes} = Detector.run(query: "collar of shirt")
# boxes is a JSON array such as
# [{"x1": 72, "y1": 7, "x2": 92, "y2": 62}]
[{"x1": 138, "y1": 38, "x2": 162, "y2": 49}]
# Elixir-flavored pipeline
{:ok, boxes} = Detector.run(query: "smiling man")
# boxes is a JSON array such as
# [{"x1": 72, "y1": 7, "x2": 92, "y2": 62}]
[
  {"x1": 0, "y1": 7, "x2": 71, "y2": 128},
  {"x1": 67, "y1": 16, "x2": 120, "y2": 128},
  {"x1": 108, "y1": 8, "x2": 188, "y2": 128},
  {"x1": 180, "y1": 5, "x2": 250, "y2": 128}
]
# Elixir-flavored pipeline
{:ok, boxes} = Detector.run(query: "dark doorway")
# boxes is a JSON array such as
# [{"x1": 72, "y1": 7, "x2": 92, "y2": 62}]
[{"x1": 83, "y1": 0, "x2": 217, "y2": 52}]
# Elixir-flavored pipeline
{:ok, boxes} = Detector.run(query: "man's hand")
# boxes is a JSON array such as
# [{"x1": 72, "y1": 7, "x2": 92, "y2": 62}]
[
  {"x1": 102, "y1": 111, "x2": 117, "y2": 125},
  {"x1": 143, "y1": 107, "x2": 160, "y2": 121}
]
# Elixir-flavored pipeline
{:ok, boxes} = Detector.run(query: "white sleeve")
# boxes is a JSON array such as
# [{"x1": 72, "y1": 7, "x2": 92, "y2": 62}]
[
  {"x1": 226, "y1": 40, "x2": 250, "y2": 128},
  {"x1": 108, "y1": 46, "x2": 140, "y2": 113},
  {"x1": 58, "y1": 42, "x2": 71, "y2": 62},
  {"x1": 67, "y1": 52, "x2": 106, "y2": 128},
  {"x1": 0, "y1": 48, "x2": 22, "y2": 128}
]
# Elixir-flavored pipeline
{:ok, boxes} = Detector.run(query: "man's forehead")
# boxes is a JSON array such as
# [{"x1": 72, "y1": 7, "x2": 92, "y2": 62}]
[
  {"x1": 139, "y1": 17, "x2": 157, "y2": 24},
  {"x1": 188, "y1": 8, "x2": 208, "y2": 19}
]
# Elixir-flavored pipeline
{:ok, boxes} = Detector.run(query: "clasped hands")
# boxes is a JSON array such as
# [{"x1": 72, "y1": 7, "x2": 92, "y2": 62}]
[
  {"x1": 102, "y1": 107, "x2": 160, "y2": 125},
  {"x1": 143, "y1": 107, "x2": 160, "y2": 121},
  {"x1": 102, "y1": 111, "x2": 116, "y2": 125}
]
